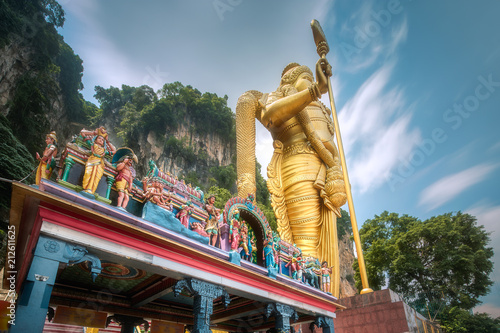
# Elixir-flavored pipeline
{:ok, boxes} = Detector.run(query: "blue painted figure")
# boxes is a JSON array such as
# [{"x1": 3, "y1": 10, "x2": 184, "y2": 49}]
[{"x1": 263, "y1": 230, "x2": 276, "y2": 268}]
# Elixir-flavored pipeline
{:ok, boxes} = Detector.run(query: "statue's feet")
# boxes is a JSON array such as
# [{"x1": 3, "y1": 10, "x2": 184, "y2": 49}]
[
  {"x1": 80, "y1": 190, "x2": 96, "y2": 199},
  {"x1": 267, "y1": 266, "x2": 278, "y2": 280}
]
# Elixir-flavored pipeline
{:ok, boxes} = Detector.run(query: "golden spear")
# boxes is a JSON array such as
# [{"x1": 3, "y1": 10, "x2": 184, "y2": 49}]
[{"x1": 311, "y1": 19, "x2": 373, "y2": 294}]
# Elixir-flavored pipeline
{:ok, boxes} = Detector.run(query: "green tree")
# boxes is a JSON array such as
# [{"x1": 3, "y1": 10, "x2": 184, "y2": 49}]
[
  {"x1": 355, "y1": 211, "x2": 494, "y2": 311},
  {"x1": 209, "y1": 164, "x2": 237, "y2": 192},
  {"x1": 55, "y1": 40, "x2": 84, "y2": 122},
  {"x1": 438, "y1": 306, "x2": 500, "y2": 333},
  {"x1": 337, "y1": 208, "x2": 352, "y2": 237},
  {"x1": 206, "y1": 186, "x2": 232, "y2": 209}
]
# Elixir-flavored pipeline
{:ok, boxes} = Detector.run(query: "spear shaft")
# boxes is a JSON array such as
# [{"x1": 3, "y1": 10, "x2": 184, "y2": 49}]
[{"x1": 311, "y1": 19, "x2": 373, "y2": 294}]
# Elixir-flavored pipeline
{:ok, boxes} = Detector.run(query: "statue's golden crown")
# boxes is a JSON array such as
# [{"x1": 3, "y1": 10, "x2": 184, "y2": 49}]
[{"x1": 280, "y1": 63, "x2": 313, "y2": 85}]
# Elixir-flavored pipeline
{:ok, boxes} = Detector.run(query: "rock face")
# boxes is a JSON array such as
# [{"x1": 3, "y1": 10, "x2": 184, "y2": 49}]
[
  {"x1": 0, "y1": 34, "x2": 82, "y2": 149},
  {"x1": 0, "y1": 35, "x2": 33, "y2": 116},
  {"x1": 339, "y1": 232, "x2": 358, "y2": 298},
  {"x1": 100, "y1": 115, "x2": 234, "y2": 185}
]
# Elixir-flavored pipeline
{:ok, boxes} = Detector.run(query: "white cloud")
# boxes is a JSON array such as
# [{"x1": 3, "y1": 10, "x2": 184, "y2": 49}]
[
  {"x1": 334, "y1": 2, "x2": 408, "y2": 73},
  {"x1": 59, "y1": 1, "x2": 147, "y2": 102},
  {"x1": 386, "y1": 18, "x2": 408, "y2": 58},
  {"x1": 467, "y1": 203, "x2": 500, "y2": 318},
  {"x1": 474, "y1": 303, "x2": 500, "y2": 317},
  {"x1": 419, "y1": 164, "x2": 498, "y2": 211},
  {"x1": 466, "y1": 203, "x2": 500, "y2": 238},
  {"x1": 338, "y1": 62, "x2": 420, "y2": 193}
]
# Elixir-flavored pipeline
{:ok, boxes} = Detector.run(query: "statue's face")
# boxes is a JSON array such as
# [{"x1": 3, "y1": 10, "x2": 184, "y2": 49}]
[
  {"x1": 209, "y1": 196, "x2": 215, "y2": 204},
  {"x1": 45, "y1": 136, "x2": 54, "y2": 145},
  {"x1": 296, "y1": 74, "x2": 313, "y2": 91},
  {"x1": 95, "y1": 136, "x2": 104, "y2": 146}
]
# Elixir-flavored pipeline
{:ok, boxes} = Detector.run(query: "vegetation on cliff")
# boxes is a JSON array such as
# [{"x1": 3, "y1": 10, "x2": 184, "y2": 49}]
[
  {"x1": 0, "y1": 114, "x2": 36, "y2": 222},
  {"x1": 1, "y1": 0, "x2": 85, "y2": 154},
  {"x1": 91, "y1": 82, "x2": 235, "y2": 146},
  {"x1": 0, "y1": 0, "x2": 85, "y2": 222}
]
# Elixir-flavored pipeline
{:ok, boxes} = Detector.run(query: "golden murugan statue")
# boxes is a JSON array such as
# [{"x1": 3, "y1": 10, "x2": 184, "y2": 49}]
[{"x1": 236, "y1": 57, "x2": 347, "y2": 296}]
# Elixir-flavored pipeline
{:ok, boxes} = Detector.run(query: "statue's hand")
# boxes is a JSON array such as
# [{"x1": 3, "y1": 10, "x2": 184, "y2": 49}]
[{"x1": 316, "y1": 58, "x2": 332, "y2": 94}]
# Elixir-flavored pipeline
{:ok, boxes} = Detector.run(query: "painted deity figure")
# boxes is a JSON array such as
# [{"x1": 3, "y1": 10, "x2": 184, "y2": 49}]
[
  {"x1": 204, "y1": 195, "x2": 220, "y2": 247},
  {"x1": 236, "y1": 58, "x2": 347, "y2": 296},
  {"x1": 191, "y1": 222, "x2": 209, "y2": 237},
  {"x1": 263, "y1": 230, "x2": 276, "y2": 268},
  {"x1": 82, "y1": 135, "x2": 111, "y2": 194},
  {"x1": 35, "y1": 131, "x2": 58, "y2": 185},
  {"x1": 115, "y1": 155, "x2": 135, "y2": 210},
  {"x1": 176, "y1": 201, "x2": 193, "y2": 228},
  {"x1": 304, "y1": 257, "x2": 320, "y2": 289},
  {"x1": 248, "y1": 229, "x2": 257, "y2": 264},
  {"x1": 143, "y1": 178, "x2": 172, "y2": 211},
  {"x1": 272, "y1": 232, "x2": 281, "y2": 268},
  {"x1": 80, "y1": 126, "x2": 117, "y2": 155},
  {"x1": 239, "y1": 221, "x2": 250, "y2": 260},
  {"x1": 320, "y1": 261, "x2": 333, "y2": 293},
  {"x1": 229, "y1": 209, "x2": 241, "y2": 251},
  {"x1": 296, "y1": 254, "x2": 304, "y2": 282},
  {"x1": 286, "y1": 252, "x2": 300, "y2": 279}
]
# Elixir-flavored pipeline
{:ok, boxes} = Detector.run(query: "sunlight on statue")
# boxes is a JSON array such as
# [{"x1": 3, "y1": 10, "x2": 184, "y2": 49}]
[{"x1": 236, "y1": 56, "x2": 347, "y2": 297}]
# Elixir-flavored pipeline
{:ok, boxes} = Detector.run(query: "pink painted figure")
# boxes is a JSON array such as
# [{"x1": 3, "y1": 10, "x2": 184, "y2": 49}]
[
  {"x1": 191, "y1": 222, "x2": 209, "y2": 237},
  {"x1": 285, "y1": 252, "x2": 300, "y2": 279},
  {"x1": 115, "y1": 156, "x2": 135, "y2": 210},
  {"x1": 229, "y1": 209, "x2": 241, "y2": 251},
  {"x1": 176, "y1": 201, "x2": 193, "y2": 228},
  {"x1": 143, "y1": 178, "x2": 172, "y2": 211}
]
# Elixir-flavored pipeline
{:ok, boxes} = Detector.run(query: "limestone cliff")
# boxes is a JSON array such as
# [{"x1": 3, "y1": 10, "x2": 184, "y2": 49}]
[
  {"x1": 0, "y1": 35, "x2": 33, "y2": 115},
  {"x1": 130, "y1": 118, "x2": 234, "y2": 185},
  {"x1": 0, "y1": 30, "x2": 85, "y2": 155},
  {"x1": 338, "y1": 231, "x2": 358, "y2": 298}
]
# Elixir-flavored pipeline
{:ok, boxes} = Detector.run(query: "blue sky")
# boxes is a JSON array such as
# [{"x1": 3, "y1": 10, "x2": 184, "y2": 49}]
[{"x1": 57, "y1": 0, "x2": 500, "y2": 316}]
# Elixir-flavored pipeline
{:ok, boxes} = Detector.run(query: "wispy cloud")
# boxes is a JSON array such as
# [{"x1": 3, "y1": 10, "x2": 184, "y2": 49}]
[
  {"x1": 419, "y1": 164, "x2": 498, "y2": 211},
  {"x1": 339, "y1": 62, "x2": 420, "y2": 193},
  {"x1": 386, "y1": 18, "x2": 408, "y2": 58},
  {"x1": 60, "y1": 1, "x2": 164, "y2": 100},
  {"x1": 335, "y1": 2, "x2": 408, "y2": 73},
  {"x1": 467, "y1": 203, "x2": 500, "y2": 316}
]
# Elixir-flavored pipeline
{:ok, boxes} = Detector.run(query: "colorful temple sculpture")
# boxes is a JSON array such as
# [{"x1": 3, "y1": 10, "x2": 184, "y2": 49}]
[
  {"x1": 4, "y1": 19, "x2": 376, "y2": 333},
  {"x1": 7, "y1": 123, "x2": 341, "y2": 333}
]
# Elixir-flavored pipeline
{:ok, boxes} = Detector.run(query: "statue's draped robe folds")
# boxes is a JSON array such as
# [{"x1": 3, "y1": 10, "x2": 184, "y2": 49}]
[{"x1": 236, "y1": 64, "x2": 347, "y2": 296}]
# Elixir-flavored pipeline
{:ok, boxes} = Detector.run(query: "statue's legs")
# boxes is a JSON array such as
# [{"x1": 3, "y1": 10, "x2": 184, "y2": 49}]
[
  {"x1": 282, "y1": 153, "x2": 323, "y2": 258},
  {"x1": 82, "y1": 159, "x2": 104, "y2": 194},
  {"x1": 282, "y1": 152, "x2": 340, "y2": 296}
]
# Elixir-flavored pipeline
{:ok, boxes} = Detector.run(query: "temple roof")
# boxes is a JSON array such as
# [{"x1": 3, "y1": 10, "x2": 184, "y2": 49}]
[{"x1": 9, "y1": 179, "x2": 343, "y2": 331}]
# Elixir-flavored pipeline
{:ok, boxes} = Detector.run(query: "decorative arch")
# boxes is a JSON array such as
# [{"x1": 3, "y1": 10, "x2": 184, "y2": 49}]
[{"x1": 223, "y1": 196, "x2": 272, "y2": 266}]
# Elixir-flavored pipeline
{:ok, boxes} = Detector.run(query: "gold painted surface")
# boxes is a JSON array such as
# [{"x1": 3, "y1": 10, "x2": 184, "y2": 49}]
[{"x1": 236, "y1": 59, "x2": 347, "y2": 296}]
